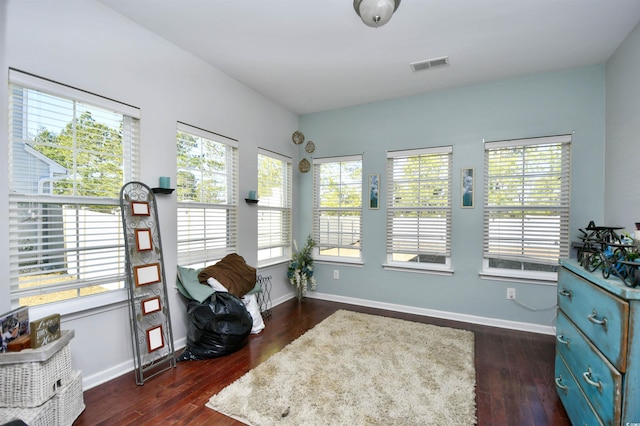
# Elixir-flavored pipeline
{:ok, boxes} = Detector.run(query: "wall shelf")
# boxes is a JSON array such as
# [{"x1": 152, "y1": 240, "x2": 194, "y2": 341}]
[
  {"x1": 152, "y1": 187, "x2": 175, "y2": 194},
  {"x1": 245, "y1": 198, "x2": 259, "y2": 204}
]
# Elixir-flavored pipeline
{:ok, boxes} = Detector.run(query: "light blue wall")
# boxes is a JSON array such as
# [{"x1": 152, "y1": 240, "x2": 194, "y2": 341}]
[{"x1": 299, "y1": 66, "x2": 606, "y2": 327}]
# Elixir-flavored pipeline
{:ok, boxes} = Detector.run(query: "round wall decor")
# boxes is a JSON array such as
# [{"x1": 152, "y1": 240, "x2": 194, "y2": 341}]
[
  {"x1": 298, "y1": 158, "x2": 311, "y2": 173},
  {"x1": 305, "y1": 140, "x2": 315, "y2": 153},
  {"x1": 292, "y1": 131, "x2": 305, "y2": 145}
]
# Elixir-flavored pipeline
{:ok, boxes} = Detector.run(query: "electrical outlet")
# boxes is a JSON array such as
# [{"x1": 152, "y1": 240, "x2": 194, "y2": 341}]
[
  {"x1": 507, "y1": 288, "x2": 516, "y2": 300},
  {"x1": 333, "y1": 270, "x2": 339, "y2": 280}
]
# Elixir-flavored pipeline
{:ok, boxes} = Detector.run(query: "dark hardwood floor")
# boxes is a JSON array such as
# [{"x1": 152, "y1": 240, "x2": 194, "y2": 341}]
[{"x1": 74, "y1": 298, "x2": 570, "y2": 425}]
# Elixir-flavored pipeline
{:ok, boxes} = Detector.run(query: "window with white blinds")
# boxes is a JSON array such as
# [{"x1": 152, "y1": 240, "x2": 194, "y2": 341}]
[
  {"x1": 176, "y1": 123, "x2": 238, "y2": 267},
  {"x1": 386, "y1": 147, "x2": 452, "y2": 270},
  {"x1": 8, "y1": 69, "x2": 140, "y2": 307},
  {"x1": 257, "y1": 149, "x2": 292, "y2": 266},
  {"x1": 483, "y1": 135, "x2": 571, "y2": 276},
  {"x1": 313, "y1": 155, "x2": 362, "y2": 260}
]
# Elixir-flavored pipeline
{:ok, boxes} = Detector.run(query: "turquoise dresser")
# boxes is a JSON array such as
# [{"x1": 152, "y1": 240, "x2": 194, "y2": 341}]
[{"x1": 556, "y1": 259, "x2": 640, "y2": 425}]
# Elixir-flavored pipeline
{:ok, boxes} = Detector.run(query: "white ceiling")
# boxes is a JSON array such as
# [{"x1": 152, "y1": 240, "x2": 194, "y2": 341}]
[{"x1": 98, "y1": 0, "x2": 640, "y2": 115}]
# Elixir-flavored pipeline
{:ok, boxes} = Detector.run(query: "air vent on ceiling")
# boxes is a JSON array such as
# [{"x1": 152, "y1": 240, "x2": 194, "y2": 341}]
[{"x1": 410, "y1": 56, "x2": 449, "y2": 72}]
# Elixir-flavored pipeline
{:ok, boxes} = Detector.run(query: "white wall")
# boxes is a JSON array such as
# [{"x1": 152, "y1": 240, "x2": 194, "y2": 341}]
[
  {"x1": 605, "y1": 21, "x2": 640, "y2": 231},
  {"x1": 1, "y1": 0, "x2": 298, "y2": 389}
]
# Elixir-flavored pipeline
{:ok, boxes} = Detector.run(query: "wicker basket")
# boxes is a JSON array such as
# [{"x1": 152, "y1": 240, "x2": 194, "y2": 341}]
[
  {"x1": 0, "y1": 330, "x2": 74, "y2": 408},
  {"x1": 0, "y1": 397, "x2": 56, "y2": 426},
  {"x1": 53, "y1": 370, "x2": 84, "y2": 426}
]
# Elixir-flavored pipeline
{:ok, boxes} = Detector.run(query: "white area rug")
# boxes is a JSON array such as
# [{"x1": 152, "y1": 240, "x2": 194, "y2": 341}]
[{"x1": 206, "y1": 310, "x2": 476, "y2": 425}]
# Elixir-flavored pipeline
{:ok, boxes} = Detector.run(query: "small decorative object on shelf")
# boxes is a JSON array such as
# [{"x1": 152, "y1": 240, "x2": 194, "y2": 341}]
[
  {"x1": 287, "y1": 235, "x2": 316, "y2": 302},
  {"x1": 246, "y1": 190, "x2": 258, "y2": 203},
  {"x1": 158, "y1": 176, "x2": 171, "y2": 189}
]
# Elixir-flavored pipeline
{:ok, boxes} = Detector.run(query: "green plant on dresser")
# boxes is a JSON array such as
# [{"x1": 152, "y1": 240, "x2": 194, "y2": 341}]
[{"x1": 556, "y1": 259, "x2": 640, "y2": 425}]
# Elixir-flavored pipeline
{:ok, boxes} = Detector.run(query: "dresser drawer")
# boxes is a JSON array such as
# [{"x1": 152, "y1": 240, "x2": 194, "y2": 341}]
[
  {"x1": 555, "y1": 352, "x2": 603, "y2": 426},
  {"x1": 556, "y1": 311, "x2": 622, "y2": 425},
  {"x1": 558, "y1": 267, "x2": 629, "y2": 371}
]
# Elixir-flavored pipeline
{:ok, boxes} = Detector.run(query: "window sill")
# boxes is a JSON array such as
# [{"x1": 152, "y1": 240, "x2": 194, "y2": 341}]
[
  {"x1": 315, "y1": 257, "x2": 364, "y2": 267},
  {"x1": 257, "y1": 258, "x2": 289, "y2": 269},
  {"x1": 29, "y1": 289, "x2": 130, "y2": 322},
  {"x1": 382, "y1": 263, "x2": 454, "y2": 276},
  {"x1": 479, "y1": 270, "x2": 558, "y2": 286}
]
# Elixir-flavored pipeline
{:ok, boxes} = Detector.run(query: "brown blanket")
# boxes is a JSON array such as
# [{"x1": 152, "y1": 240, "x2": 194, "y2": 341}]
[{"x1": 198, "y1": 253, "x2": 256, "y2": 298}]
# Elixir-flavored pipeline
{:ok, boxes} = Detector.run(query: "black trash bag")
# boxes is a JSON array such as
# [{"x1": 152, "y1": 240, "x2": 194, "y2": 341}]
[{"x1": 177, "y1": 291, "x2": 253, "y2": 361}]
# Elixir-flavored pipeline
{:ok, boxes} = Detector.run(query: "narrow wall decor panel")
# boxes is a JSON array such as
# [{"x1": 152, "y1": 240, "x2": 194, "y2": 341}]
[{"x1": 120, "y1": 181, "x2": 176, "y2": 385}]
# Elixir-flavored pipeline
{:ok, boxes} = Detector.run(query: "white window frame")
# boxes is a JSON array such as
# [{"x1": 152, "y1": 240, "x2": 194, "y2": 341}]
[
  {"x1": 384, "y1": 146, "x2": 453, "y2": 275},
  {"x1": 313, "y1": 155, "x2": 363, "y2": 263},
  {"x1": 8, "y1": 69, "x2": 140, "y2": 313},
  {"x1": 176, "y1": 122, "x2": 238, "y2": 268},
  {"x1": 257, "y1": 149, "x2": 292, "y2": 267},
  {"x1": 481, "y1": 135, "x2": 571, "y2": 284}
]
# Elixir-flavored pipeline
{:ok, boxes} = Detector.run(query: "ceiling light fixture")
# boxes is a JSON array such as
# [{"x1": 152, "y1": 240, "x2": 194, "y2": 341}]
[{"x1": 353, "y1": 0, "x2": 401, "y2": 28}]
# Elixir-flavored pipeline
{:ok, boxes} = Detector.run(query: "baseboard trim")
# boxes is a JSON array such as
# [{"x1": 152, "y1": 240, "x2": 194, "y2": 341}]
[
  {"x1": 304, "y1": 292, "x2": 556, "y2": 336},
  {"x1": 83, "y1": 359, "x2": 135, "y2": 390},
  {"x1": 82, "y1": 336, "x2": 188, "y2": 391}
]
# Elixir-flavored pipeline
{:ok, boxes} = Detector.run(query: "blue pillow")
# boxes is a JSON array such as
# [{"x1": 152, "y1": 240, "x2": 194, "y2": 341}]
[{"x1": 176, "y1": 265, "x2": 214, "y2": 303}]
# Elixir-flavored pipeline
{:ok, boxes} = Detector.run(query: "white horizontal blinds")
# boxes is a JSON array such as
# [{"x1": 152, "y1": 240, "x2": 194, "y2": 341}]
[
  {"x1": 8, "y1": 70, "x2": 139, "y2": 306},
  {"x1": 313, "y1": 155, "x2": 363, "y2": 258},
  {"x1": 176, "y1": 123, "x2": 238, "y2": 266},
  {"x1": 483, "y1": 135, "x2": 571, "y2": 265},
  {"x1": 386, "y1": 147, "x2": 452, "y2": 262},
  {"x1": 257, "y1": 150, "x2": 292, "y2": 263},
  {"x1": 9, "y1": 70, "x2": 141, "y2": 119}
]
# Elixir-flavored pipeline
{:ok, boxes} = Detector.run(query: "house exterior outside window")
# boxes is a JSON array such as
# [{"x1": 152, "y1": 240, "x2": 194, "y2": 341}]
[{"x1": 8, "y1": 70, "x2": 140, "y2": 308}]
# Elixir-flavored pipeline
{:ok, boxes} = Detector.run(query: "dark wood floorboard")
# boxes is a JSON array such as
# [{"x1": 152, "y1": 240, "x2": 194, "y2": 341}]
[{"x1": 74, "y1": 298, "x2": 571, "y2": 425}]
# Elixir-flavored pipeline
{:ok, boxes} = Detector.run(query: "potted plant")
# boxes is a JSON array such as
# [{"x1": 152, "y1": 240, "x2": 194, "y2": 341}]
[{"x1": 287, "y1": 235, "x2": 316, "y2": 302}]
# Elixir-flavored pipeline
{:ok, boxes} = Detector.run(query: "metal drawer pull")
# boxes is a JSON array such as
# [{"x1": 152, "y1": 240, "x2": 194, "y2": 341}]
[
  {"x1": 556, "y1": 335, "x2": 571, "y2": 347},
  {"x1": 587, "y1": 310, "x2": 608, "y2": 330},
  {"x1": 555, "y1": 376, "x2": 569, "y2": 394},
  {"x1": 582, "y1": 368, "x2": 603, "y2": 393},
  {"x1": 558, "y1": 288, "x2": 572, "y2": 300}
]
